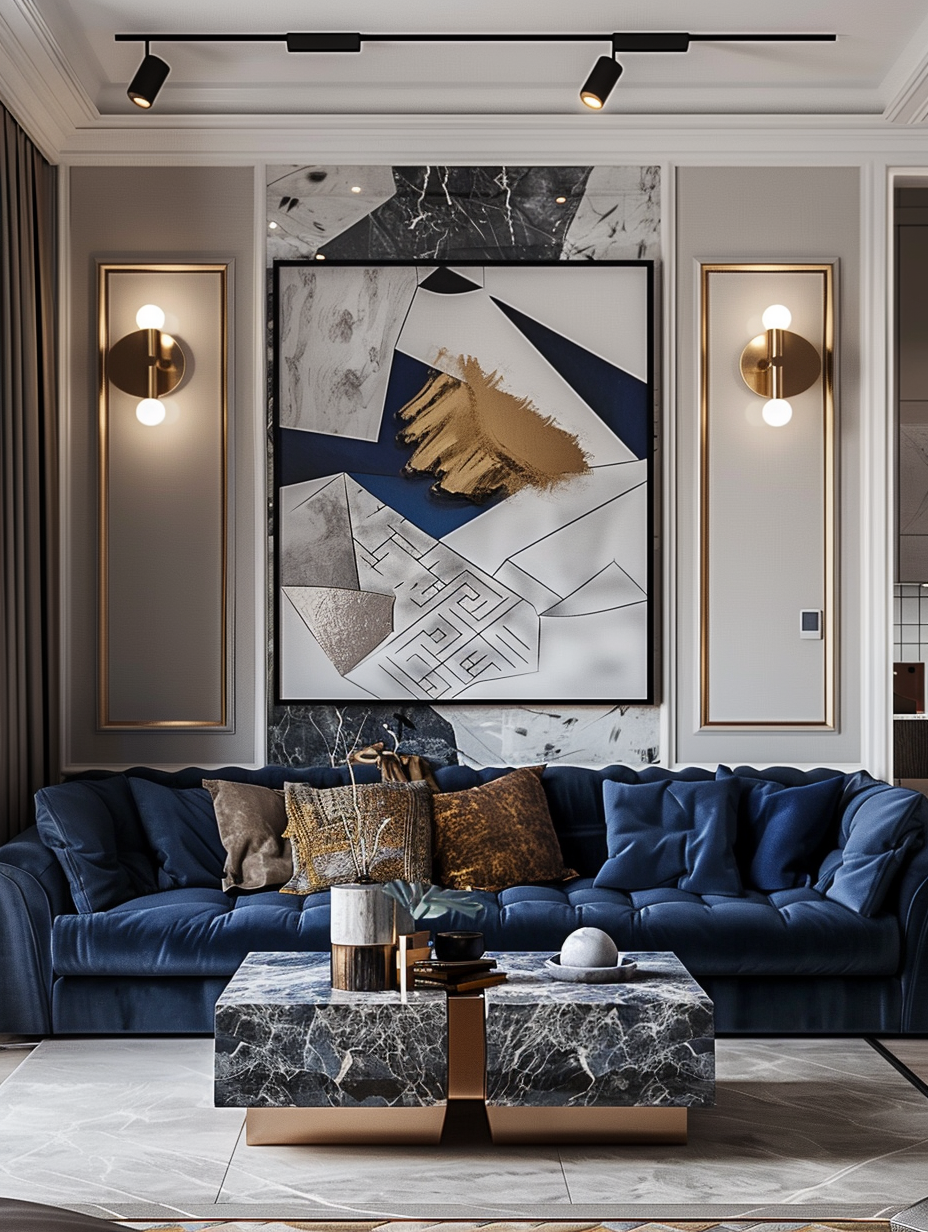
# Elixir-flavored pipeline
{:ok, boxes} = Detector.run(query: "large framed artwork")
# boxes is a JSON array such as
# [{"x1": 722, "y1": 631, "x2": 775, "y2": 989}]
[{"x1": 273, "y1": 259, "x2": 654, "y2": 703}]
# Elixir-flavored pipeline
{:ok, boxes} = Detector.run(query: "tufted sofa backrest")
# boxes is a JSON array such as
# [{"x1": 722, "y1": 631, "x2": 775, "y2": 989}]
[{"x1": 71, "y1": 761, "x2": 870, "y2": 881}]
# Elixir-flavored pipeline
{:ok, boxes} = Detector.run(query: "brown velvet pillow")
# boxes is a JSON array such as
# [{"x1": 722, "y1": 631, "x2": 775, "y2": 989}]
[
  {"x1": 432, "y1": 767, "x2": 576, "y2": 891},
  {"x1": 202, "y1": 780, "x2": 292, "y2": 892},
  {"x1": 281, "y1": 779, "x2": 433, "y2": 895}
]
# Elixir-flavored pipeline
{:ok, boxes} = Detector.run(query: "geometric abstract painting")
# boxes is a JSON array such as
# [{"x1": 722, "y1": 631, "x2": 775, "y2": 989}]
[{"x1": 274, "y1": 260, "x2": 654, "y2": 702}]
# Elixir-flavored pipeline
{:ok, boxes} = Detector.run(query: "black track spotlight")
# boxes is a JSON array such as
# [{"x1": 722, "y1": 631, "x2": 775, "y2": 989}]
[
  {"x1": 580, "y1": 55, "x2": 622, "y2": 109},
  {"x1": 127, "y1": 43, "x2": 170, "y2": 109}
]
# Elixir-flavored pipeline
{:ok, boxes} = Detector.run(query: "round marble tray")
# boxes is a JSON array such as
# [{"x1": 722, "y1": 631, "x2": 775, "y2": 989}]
[{"x1": 544, "y1": 955, "x2": 637, "y2": 983}]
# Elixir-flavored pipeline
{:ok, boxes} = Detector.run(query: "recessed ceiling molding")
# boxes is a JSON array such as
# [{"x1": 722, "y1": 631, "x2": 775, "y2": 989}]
[
  {"x1": 881, "y1": 8, "x2": 928, "y2": 123},
  {"x1": 0, "y1": 0, "x2": 98, "y2": 159},
  {"x1": 883, "y1": 57, "x2": 928, "y2": 124},
  {"x1": 53, "y1": 114, "x2": 928, "y2": 167}
]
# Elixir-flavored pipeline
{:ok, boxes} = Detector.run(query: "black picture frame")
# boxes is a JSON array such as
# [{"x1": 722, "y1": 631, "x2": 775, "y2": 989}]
[{"x1": 273, "y1": 258, "x2": 655, "y2": 705}]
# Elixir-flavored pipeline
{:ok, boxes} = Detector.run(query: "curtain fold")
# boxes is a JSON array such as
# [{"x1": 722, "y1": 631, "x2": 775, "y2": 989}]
[{"x1": 0, "y1": 104, "x2": 58, "y2": 844}]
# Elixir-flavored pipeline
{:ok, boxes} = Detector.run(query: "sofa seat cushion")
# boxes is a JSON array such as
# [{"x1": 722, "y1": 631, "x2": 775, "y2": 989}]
[
  {"x1": 52, "y1": 888, "x2": 332, "y2": 978},
  {"x1": 51, "y1": 878, "x2": 900, "y2": 983},
  {"x1": 490, "y1": 881, "x2": 898, "y2": 976}
]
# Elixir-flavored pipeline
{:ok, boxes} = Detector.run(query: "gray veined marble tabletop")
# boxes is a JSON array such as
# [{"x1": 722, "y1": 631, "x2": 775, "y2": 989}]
[
  {"x1": 216, "y1": 950, "x2": 445, "y2": 1007},
  {"x1": 485, "y1": 950, "x2": 712, "y2": 1005}
]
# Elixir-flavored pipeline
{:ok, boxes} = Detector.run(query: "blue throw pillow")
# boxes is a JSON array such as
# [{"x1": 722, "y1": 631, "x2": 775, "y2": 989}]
[
  {"x1": 34, "y1": 776, "x2": 158, "y2": 913},
  {"x1": 593, "y1": 778, "x2": 742, "y2": 896},
  {"x1": 815, "y1": 784, "x2": 926, "y2": 917},
  {"x1": 718, "y1": 770, "x2": 843, "y2": 893},
  {"x1": 128, "y1": 779, "x2": 227, "y2": 890}
]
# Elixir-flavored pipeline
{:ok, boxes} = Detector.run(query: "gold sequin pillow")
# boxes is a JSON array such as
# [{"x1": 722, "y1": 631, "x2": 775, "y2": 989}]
[
  {"x1": 432, "y1": 768, "x2": 577, "y2": 892},
  {"x1": 280, "y1": 779, "x2": 433, "y2": 895}
]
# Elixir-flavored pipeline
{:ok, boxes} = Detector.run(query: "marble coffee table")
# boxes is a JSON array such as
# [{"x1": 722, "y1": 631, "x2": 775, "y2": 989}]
[
  {"x1": 214, "y1": 951, "x2": 447, "y2": 1144},
  {"x1": 483, "y1": 951, "x2": 715, "y2": 1143},
  {"x1": 214, "y1": 949, "x2": 714, "y2": 1146}
]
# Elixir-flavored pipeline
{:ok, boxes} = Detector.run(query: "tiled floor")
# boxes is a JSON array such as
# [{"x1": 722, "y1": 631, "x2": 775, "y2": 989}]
[
  {"x1": 0, "y1": 1036, "x2": 36, "y2": 1085},
  {"x1": 118, "y1": 1221, "x2": 895, "y2": 1231},
  {"x1": 0, "y1": 1038, "x2": 926, "y2": 1223},
  {"x1": 881, "y1": 1039, "x2": 928, "y2": 1084}
]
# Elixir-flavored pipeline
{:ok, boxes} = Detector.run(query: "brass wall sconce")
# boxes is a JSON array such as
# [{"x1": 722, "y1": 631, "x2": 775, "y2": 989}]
[
  {"x1": 106, "y1": 303, "x2": 186, "y2": 425},
  {"x1": 740, "y1": 304, "x2": 822, "y2": 427}
]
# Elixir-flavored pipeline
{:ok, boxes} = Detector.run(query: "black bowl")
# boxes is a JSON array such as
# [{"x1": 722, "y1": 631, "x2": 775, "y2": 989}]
[{"x1": 434, "y1": 931, "x2": 484, "y2": 962}]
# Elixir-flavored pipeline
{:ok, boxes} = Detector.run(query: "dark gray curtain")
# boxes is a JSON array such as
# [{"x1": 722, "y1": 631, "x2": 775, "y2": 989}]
[{"x1": 0, "y1": 105, "x2": 58, "y2": 843}]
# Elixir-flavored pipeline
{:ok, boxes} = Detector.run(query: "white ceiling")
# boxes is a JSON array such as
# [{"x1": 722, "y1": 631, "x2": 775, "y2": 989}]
[{"x1": 17, "y1": 0, "x2": 928, "y2": 119}]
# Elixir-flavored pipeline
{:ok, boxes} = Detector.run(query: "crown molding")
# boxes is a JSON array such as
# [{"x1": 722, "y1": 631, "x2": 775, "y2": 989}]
[
  {"x1": 882, "y1": 8, "x2": 928, "y2": 123},
  {"x1": 0, "y1": 0, "x2": 97, "y2": 161},
  {"x1": 55, "y1": 112, "x2": 928, "y2": 164}
]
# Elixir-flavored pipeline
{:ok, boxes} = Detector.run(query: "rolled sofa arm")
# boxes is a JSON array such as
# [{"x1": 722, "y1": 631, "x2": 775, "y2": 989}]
[
  {"x1": 896, "y1": 829, "x2": 928, "y2": 1032},
  {"x1": 0, "y1": 825, "x2": 72, "y2": 1034}
]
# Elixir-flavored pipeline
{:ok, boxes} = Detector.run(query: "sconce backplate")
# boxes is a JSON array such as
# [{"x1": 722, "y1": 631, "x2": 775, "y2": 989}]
[
  {"x1": 740, "y1": 329, "x2": 822, "y2": 399},
  {"x1": 107, "y1": 329, "x2": 186, "y2": 398}
]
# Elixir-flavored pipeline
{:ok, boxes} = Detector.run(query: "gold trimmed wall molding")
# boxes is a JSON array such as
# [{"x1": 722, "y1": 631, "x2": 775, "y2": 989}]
[
  {"x1": 98, "y1": 261, "x2": 229, "y2": 729},
  {"x1": 699, "y1": 262, "x2": 836, "y2": 730}
]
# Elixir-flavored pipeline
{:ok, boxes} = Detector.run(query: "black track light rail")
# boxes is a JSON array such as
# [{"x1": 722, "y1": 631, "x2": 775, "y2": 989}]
[
  {"x1": 119, "y1": 30, "x2": 838, "y2": 111},
  {"x1": 115, "y1": 31, "x2": 838, "y2": 48}
]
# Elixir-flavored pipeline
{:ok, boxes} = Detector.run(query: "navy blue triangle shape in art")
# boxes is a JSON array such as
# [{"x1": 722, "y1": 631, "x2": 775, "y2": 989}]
[
  {"x1": 279, "y1": 349, "x2": 495, "y2": 538},
  {"x1": 490, "y1": 297, "x2": 650, "y2": 460}
]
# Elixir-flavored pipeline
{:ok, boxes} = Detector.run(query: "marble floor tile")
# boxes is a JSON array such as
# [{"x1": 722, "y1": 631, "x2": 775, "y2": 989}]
[
  {"x1": 1, "y1": 1036, "x2": 926, "y2": 1217},
  {"x1": 0, "y1": 1040, "x2": 35, "y2": 1086},
  {"x1": 217, "y1": 1138, "x2": 572, "y2": 1208},
  {"x1": 559, "y1": 1040, "x2": 928, "y2": 1211},
  {"x1": 0, "y1": 1038, "x2": 243, "y2": 1207},
  {"x1": 880, "y1": 1038, "x2": 928, "y2": 1084}
]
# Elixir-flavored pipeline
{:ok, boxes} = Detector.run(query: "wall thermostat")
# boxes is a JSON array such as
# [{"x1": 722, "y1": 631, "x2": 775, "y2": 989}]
[{"x1": 800, "y1": 609, "x2": 823, "y2": 639}]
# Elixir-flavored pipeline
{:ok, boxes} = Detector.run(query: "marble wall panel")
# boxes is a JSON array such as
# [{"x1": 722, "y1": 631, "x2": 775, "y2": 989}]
[{"x1": 267, "y1": 164, "x2": 662, "y2": 768}]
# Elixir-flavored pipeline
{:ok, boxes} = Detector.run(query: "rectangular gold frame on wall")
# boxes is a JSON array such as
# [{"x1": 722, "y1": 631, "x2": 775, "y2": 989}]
[
  {"x1": 98, "y1": 262, "x2": 229, "y2": 729},
  {"x1": 699, "y1": 263, "x2": 835, "y2": 730}
]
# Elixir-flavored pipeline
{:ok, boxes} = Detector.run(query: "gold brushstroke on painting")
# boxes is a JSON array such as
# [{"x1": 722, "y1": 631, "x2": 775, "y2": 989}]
[{"x1": 397, "y1": 352, "x2": 590, "y2": 502}]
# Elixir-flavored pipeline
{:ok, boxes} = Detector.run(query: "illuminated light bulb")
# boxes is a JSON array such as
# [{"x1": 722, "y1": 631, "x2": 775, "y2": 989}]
[
  {"x1": 762, "y1": 304, "x2": 792, "y2": 330},
  {"x1": 350, "y1": 185, "x2": 362, "y2": 193},
  {"x1": 136, "y1": 398, "x2": 165, "y2": 426},
  {"x1": 268, "y1": 221, "x2": 278, "y2": 229},
  {"x1": 762, "y1": 398, "x2": 792, "y2": 427},
  {"x1": 135, "y1": 304, "x2": 165, "y2": 330},
  {"x1": 315, "y1": 253, "x2": 326, "y2": 260},
  {"x1": 555, "y1": 195, "x2": 567, "y2": 204}
]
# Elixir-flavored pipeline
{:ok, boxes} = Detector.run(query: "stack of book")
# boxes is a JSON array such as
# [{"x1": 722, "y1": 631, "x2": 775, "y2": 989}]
[{"x1": 411, "y1": 957, "x2": 507, "y2": 993}]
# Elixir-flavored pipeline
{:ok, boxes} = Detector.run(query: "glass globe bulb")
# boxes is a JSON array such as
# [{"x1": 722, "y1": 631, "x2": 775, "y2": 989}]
[
  {"x1": 136, "y1": 398, "x2": 165, "y2": 426},
  {"x1": 135, "y1": 304, "x2": 165, "y2": 330},
  {"x1": 762, "y1": 304, "x2": 792, "y2": 330},
  {"x1": 762, "y1": 398, "x2": 793, "y2": 427}
]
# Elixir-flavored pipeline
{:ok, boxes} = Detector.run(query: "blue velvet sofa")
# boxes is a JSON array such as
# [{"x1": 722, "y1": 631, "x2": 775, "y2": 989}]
[{"x1": 1, "y1": 762, "x2": 927, "y2": 1036}]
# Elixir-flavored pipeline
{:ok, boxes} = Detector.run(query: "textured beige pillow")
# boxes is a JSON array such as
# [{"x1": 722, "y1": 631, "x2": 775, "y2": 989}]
[
  {"x1": 432, "y1": 768, "x2": 576, "y2": 892},
  {"x1": 281, "y1": 779, "x2": 433, "y2": 895},
  {"x1": 203, "y1": 780, "x2": 292, "y2": 892}
]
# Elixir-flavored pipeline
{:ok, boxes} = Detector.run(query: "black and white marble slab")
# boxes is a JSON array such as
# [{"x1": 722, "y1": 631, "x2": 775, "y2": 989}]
[
  {"x1": 317, "y1": 166, "x2": 592, "y2": 262},
  {"x1": 214, "y1": 952, "x2": 446, "y2": 1109},
  {"x1": 485, "y1": 951, "x2": 714, "y2": 1109},
  {"x1": 265, "y1": 161, "x2": 662, "y2": 770}
]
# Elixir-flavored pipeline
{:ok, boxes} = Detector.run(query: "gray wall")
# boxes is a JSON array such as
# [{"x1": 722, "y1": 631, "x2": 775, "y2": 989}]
[
  {"x1": 675, "y1": 166, "x2": 861, "y2": 764},
  {"x1": 66, "y1": 165, "x2": 258, "y2": 767}
]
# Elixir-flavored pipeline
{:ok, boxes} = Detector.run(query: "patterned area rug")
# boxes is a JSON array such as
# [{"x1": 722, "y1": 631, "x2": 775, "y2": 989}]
[{"x1": 117, "y1": 1220, "x2": 894, "y2": 1231}]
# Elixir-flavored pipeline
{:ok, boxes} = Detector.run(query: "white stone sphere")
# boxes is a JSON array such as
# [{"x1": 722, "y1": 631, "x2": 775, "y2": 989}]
[{"x1": 560, "y1": 927, "x2": 619, "y2": 969}]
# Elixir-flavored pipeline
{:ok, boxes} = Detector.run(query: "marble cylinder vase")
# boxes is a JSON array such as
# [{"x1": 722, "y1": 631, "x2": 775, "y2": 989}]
[{"x1": 330, "y1": 882, "x2": 395, "y2": 991}]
